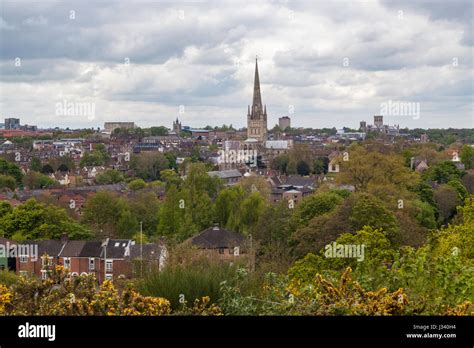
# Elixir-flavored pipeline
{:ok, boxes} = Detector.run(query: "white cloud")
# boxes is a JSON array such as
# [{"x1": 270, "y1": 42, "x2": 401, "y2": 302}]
[{"x1": 0, "y1": 0, "x2": 472, "y2": 129}]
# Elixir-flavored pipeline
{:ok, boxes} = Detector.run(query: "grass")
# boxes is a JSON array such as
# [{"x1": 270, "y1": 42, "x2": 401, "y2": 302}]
[{"x1": 137, "y1": 259, "x2": 262, "y2": 309}]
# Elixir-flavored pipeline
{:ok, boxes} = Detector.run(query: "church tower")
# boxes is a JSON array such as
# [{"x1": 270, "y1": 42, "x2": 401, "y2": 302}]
[{"x1": 247, "y1": 58, "x2": 267, "y2": 141}]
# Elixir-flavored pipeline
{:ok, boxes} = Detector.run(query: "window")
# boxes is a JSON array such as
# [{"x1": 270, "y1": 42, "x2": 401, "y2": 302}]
[
  {"x1": 63, "y1": 257, "x2": 71, "y2": 269},
  {"x1": 106, "y1": 260, "x2": 113, "y2": 272},
  {"x1": 20, "y1": 255, "x2": 28, "y2": 263},
  {"x1": 41, "y1": 270, "x2": 49, "y2": 280},
  {"x1": 89, "y1": 258, "x2": 95, "y2": 271},
  {"x1": 41, "y1": 256, "x2": 53, "y2": 268},
  {"x1": 105, "y1": 274, "x2": 113, "y2": 280}
]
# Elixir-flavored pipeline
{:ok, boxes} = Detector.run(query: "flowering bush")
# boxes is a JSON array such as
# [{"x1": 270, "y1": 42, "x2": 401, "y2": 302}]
[{"x1": 0, "y1": 266, "x2": 171, "y2": 316}]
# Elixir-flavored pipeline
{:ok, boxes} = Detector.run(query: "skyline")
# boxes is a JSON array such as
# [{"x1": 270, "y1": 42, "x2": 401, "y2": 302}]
[{"x1": 0, "y1": 0, "x2": 473, "y2": 129}]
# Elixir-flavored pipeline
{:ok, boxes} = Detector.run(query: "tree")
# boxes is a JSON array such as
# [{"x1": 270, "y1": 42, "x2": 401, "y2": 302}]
[
  {"x1": 22, "y1": 171, "x2": 56, "y2": 189},
  {"x1": 460, "y1": 145, "x2": 474, "y2": 169},
  {"x1": 348, "y1": 193, "x2": 400, "y2": 242},
  {"x1": 252, "y1": 201, "x2": 293, "y2": 271},
  {"x1": 81, "y1": 192, "x2": 130, "y2": 238},
  {"x1": 238, "y1": 176, "x2": 270, "y2": 198},
  {"x1": 447, "y1": 179, "x2": 469, "y2": 202},
  {"x1": 0, "y1": 199, "x2": 92, "y2": 240},
  {"x1": 337, "y1": 145, "x2": 417, "y2": 192},
  {"x1": 290, "y1": 192, "x2": 400, "y2": 257},
  {"x1": 40, "y1": 164, "x2": 54, "y2": 174},
  {"x1": 95, "y1": 169, "x2": 125, "y2": 185},
  {"x1": 128, "y1": 178, "x2": 146, "y2": 190},
  {"x1": 0, "y1": 175, "x2": 16, "y2": 190},
  {"x1": 156, "y1": 185, "x2": 187, "y2": 238},
  {"x1": 296, "y1": 160, "x2": 310, "y2": 176},
  {"x1": 150, "y1": 126, "x2": 169, "y2": 136},
  {"x1": 236, "y1": 192, "x2": 266, "y2": 234},
  {"x1": 131, "y1": 152, "x2": 169, "y2": 181},
  {"x1": 0, "y1": 201, "x2": 12, "y2": 218},
  {"x1": 423, "y1": 161, "x2": 463, "y2": 184},
  {"x1": 80, "y1": 145, "x2": 109, "y2": 167},
  {"x1": 433, "y1": 185, "x2": 461, "y2": 224},
  {"x1": 30, "y1": 157, "x2": 42, "y2": 172},
  {"x1": 128, "y1": 192, "x2": 160, "y2": 235},
  {"x1": 214, "y1": 186, "x2": 245, "y2": 228},
  {"x1": 313, "y1": 157, "x2": 328, "y2": 174},
  {"x1": 271, "y1": 155, "x2": 289, "y2": 174},
  {"x1": 290, "y1": 191, "x2": 344, "y2": 229},
  {"x1": 159, "y1": 169, "x2": 182, "y2": 189},
  {"x1": 0, "y1": 159, "x2": 22, "y2": 184}
]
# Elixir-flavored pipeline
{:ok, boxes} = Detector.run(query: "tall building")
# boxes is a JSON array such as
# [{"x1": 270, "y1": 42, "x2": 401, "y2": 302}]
[
  {"x1": 5, "y1": 118, "x2": 20, "y2": 130},
  {"x1": 173, "y1": 117, "x2": 182, "y2": 134},
  {"x1": 374, "y1": 115, "x2": 383, "y2": 128},
  {"x1": 247, "y1": 58, "x2": 267, "y2": 142},
  {"x1": 279, "y1": 116, "x2": 291, "y2": 130},
  {"x1": 359, "y1": 121, "x2": 367, "y2": 131}
]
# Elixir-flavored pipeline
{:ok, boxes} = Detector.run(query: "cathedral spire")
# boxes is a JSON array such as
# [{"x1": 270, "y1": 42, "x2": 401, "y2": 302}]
[{"x1": 251, "y1": 57, "x2": 263, "y2": 118}]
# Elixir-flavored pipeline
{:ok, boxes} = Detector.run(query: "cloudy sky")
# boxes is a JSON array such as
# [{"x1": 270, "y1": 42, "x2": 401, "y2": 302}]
[{"x1": 0, "y1": 0, "x2": 473, "y2": 130}]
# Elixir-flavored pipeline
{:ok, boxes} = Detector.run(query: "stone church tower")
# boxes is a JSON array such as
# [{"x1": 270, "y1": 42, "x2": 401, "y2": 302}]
[{"x1": 247, "y1": 58, "x2": 267, "y2": 141}]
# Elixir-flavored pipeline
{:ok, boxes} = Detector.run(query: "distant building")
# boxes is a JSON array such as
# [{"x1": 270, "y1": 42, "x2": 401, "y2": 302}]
[
  {"x1": 415, "y1": 160, "x2": 429, "y2": 173},
  {"x1": 374, "y1": 115, "x2": 383, "y2": 128},
  {"x1": 5, "y1": 118, "x2": 20, "y2": 130},
  {"x1": 247, "y1": 58, "x2": 268, "y2": 142},
  {"x1": 359, "y1": 121, "x2": 367, "y2": 131},
  {"x1": 207, "y1": 169, "x2": 242, "y2": 186},
  {"x1": 185, "y1": 224, "x2": 247, "y2": 261},
  {"x1": 278, "y1": 116, "x2": 291, "y2": 130},
  {"x1": 104, "y1": 122, "x2": 135, "y2": 133},
  {"x1": 420, "y1": 134, "x2": 429, "y2": 143},
  {"x1": 173, "y1": 117, "x2": 182, "y2": 134}
]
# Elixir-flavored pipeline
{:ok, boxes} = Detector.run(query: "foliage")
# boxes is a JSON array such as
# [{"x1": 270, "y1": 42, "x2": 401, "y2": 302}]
[
  {"x1": 96, "y1": 169, "x2": 125, "y2": 185},
  {"x1": 219, "y1": 267, "x2": 409, "y2": 315},
  {"x1": 296, "y1": 160, "x2": 310, "y2": 176},
  {"x1": 22, "y1": 171, "x2": 57, "y2": 189},
  {"x1": 290, "y1": 191, "x2": 344, "y2": 229},
  {"x1": 0, "y1": 159, "x2": 23, "y2": 184},
  {"x1": 0, "y1": 199, "x2": 93, "y2": 240},
  {"x1": 0, "y1": 271, "x2": 20, "y2": 287},
  {"x1": 131, "y1": 152, "x2": 169, "y2": 181},
  {"x1": 460, "y1": 145, "x2": 474, "y2": 169},
  {"x1": 0, "y1": 174, "x2": 16, "y2": 190},
  {"x1": 137, "y1": 260, "x2": 237, "y2": 310},
  {"x1": 128, "y1": 178, "x2": 146, "y2": 190},
  {"x1": 0, "y1": 266, "x2": 171, "y2": 316},
  {"x1": 81, "y1": 192, "x2": 135, "y2": 238}
]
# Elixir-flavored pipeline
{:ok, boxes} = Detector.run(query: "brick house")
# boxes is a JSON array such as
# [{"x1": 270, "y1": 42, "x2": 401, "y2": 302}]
[
  {"x1": 58, "y1": 240, "x2": 103, "y2": 280},
  {"x1": 16, "y1": 240, "x2": 65, "y2": 279},
  {"x1": 12, "y1": 237, "x2": 167, "y2": 283}
]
